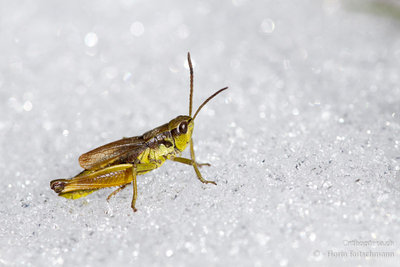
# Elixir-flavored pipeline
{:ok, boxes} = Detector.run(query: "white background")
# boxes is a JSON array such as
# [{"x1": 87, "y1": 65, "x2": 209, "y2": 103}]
[{"x1": 0, "y1": 0, "x2": 399, "y2": 266}]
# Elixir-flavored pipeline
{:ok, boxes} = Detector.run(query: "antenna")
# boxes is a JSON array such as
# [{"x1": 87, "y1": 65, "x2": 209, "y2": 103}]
[
  {"x1": 188, "y1": 52, "x2": 194, "y2": 117},
  {"x1": 193, "y1": 87, "x2": 228, "y2": 120}
]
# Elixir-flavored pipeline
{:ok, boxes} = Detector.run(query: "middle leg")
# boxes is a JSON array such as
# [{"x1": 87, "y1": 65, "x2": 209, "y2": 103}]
[{"x1": 130, "y1": 162, "x2": 159, "y2": 212}]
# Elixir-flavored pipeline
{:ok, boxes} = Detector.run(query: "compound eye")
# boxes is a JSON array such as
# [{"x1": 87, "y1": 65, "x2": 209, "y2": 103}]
[{"x1": 178, "y1": 121, "x2": 188, "y2": 134}]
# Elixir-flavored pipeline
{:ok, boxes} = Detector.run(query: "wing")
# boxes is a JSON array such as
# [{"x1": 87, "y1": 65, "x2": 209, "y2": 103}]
[{"x1": 79, "y1": 136, "x2": 147, "y2": 170}]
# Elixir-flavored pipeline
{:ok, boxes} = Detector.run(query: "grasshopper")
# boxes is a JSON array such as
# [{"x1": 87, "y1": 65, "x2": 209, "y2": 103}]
[{"x1": 50, "y1": 53, "x2": 228, "y2": 212}]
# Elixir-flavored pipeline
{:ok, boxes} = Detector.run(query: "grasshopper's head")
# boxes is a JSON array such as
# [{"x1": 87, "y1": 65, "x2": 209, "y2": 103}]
[
  {"x1": 169, "y1": 52, "x2": 228, "y2": 152},
  {"x1": 169, "y1": 115, "x2": 194, "y2": 152}
]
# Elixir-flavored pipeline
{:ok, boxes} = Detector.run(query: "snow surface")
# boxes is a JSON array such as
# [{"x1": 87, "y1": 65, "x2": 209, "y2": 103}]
[{"x1": 1, "y1": 0, "x2": 399, "y2": 266}]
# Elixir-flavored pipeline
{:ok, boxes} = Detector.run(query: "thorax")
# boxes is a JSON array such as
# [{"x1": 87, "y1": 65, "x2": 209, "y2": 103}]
[{"x1": 138, "y1": 130, "x2": 178, "y2": 166}]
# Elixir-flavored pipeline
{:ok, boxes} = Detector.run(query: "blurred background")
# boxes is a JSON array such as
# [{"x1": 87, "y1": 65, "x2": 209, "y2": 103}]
[{"x1": 0, "y1": 0, "x2": 399, "y2": 266}]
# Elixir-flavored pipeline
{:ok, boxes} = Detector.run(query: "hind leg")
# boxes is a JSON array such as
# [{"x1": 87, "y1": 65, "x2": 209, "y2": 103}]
[{"x1": 107, "y1": 184, "x2": 129, "y2": 201}]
